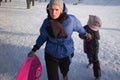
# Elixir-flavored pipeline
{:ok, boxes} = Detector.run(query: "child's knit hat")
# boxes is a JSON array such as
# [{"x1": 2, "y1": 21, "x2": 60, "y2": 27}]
[
  {"x1": 48, "y1": 0, "x2": 64, "y2": 11},
  {"x1": 87, "y1": 15, "x2": 102, "y2": 27}
]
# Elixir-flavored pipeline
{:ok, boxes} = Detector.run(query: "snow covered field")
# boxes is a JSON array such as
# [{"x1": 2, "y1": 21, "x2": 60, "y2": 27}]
[{"x1": 0, "y1": 0, "x2": 120, "y2": 80}]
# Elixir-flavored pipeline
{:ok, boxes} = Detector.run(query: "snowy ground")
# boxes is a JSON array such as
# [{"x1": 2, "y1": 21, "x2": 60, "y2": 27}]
[{"x1": 0, "y1": 0, "x2": 120, "y2": 80}]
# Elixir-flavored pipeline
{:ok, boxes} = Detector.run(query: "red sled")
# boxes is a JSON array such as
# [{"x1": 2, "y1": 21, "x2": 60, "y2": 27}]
[{"x1": 16, "y1": 54, "x2": 42, "y2": 80}]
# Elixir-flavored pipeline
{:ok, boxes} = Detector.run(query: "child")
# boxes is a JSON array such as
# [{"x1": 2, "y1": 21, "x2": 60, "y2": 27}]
[{"x1": 79, "y1": 15, "x2": 102, "y2": 80}]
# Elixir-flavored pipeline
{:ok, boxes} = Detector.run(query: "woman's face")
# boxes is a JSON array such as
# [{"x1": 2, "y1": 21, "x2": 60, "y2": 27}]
[{"x1": 49, "y1": 4, "x2": 62, "y2": 19}]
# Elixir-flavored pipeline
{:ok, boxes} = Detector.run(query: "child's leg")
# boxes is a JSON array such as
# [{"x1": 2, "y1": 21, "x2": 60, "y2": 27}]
[
  {"x1": 92, "y1": 53, "x2": 101, "y2": 79},
  {"x1": 86, "y1": 53, "x2": 93, "y2": 68},
  {"x1": 87, "y1": 53, "x2": 93, "y2": 64}
]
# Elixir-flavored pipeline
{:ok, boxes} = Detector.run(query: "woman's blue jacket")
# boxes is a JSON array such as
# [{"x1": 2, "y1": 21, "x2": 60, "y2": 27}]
[{"x1": 35, "y1": 14, "x2": 86, "y2": 59}]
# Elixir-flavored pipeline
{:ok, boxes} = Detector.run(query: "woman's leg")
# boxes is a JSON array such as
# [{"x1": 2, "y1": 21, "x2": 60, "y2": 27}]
[
  {"x1": 59, "y1": 57, "x2": 70, "y2": 78},
  {"x1": 45, "y1": 53, "x2": 59, "y2": 80}
]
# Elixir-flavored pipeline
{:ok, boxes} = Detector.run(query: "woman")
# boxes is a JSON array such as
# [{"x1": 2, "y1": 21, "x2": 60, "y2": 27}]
[{"x1": 28, "y1": 0, "x2": 91, "y2": 80}]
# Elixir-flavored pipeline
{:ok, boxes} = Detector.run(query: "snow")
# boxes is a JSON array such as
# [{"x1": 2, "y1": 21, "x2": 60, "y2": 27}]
[{"x1": 0, "y1": 0, "x2": 120, "y2": 80}]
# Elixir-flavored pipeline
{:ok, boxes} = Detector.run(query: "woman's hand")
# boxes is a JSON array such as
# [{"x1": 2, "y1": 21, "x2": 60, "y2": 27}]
[{"x1": 28, "y1": 51, "x2": 35, "y2": 57}]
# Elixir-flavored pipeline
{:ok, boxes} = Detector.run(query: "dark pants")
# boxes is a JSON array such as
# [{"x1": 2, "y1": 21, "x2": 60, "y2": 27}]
[
  {"x1": 26, "y1": 0, "x2": 34, "y2": 9},
  {"x1": 87, "y1": 53, "x2": 101, "y2": 78},
  {"x1": 45, "y1": 52, "x2": 73, "y2": 80},
  {"x1": 0, "y1": 0, "x2": 1, "y2": 6}
]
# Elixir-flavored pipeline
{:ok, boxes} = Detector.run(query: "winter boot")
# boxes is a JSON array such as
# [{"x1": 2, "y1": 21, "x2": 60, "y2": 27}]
[{"x1": 87, "y1": 63, "x2": 93, "y2": 69}]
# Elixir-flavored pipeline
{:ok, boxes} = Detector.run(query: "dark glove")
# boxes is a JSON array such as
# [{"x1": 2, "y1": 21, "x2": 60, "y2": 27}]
[
  {"x1": 32, "y1": 45, "x2": 40, "y2": 52},
  {"x1": 28, "y1": 51, "x2": 35, "y2": 57},
  {"x1": 28, "y1": 45, "x2": 40, "y2": 57}
]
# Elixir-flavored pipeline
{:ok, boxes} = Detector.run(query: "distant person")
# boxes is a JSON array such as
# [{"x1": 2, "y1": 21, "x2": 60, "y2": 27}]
[
  {"x1": 0, "y1": 0, "x2": 11, "y2": 6},
  {"x1": 5, "y1": 0, "x2": 11, "y2": 2},
  {"x1": 26, "y1": 0, "x2": 34, "y2": 9},
  {"x1": 79, "y1": 15, "x2": 102, "y2": 80},
  {"x1": 0, "y1": 0, "x2": 2, "y2": 6},
  {"x1": 28, "y1": 0, "x2": 91, "y2": 80}
]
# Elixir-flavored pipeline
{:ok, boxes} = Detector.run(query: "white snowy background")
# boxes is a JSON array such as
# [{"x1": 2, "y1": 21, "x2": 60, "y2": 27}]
[{"x1": 0, "y1": 0, "x2": 120, "y2": 80}]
